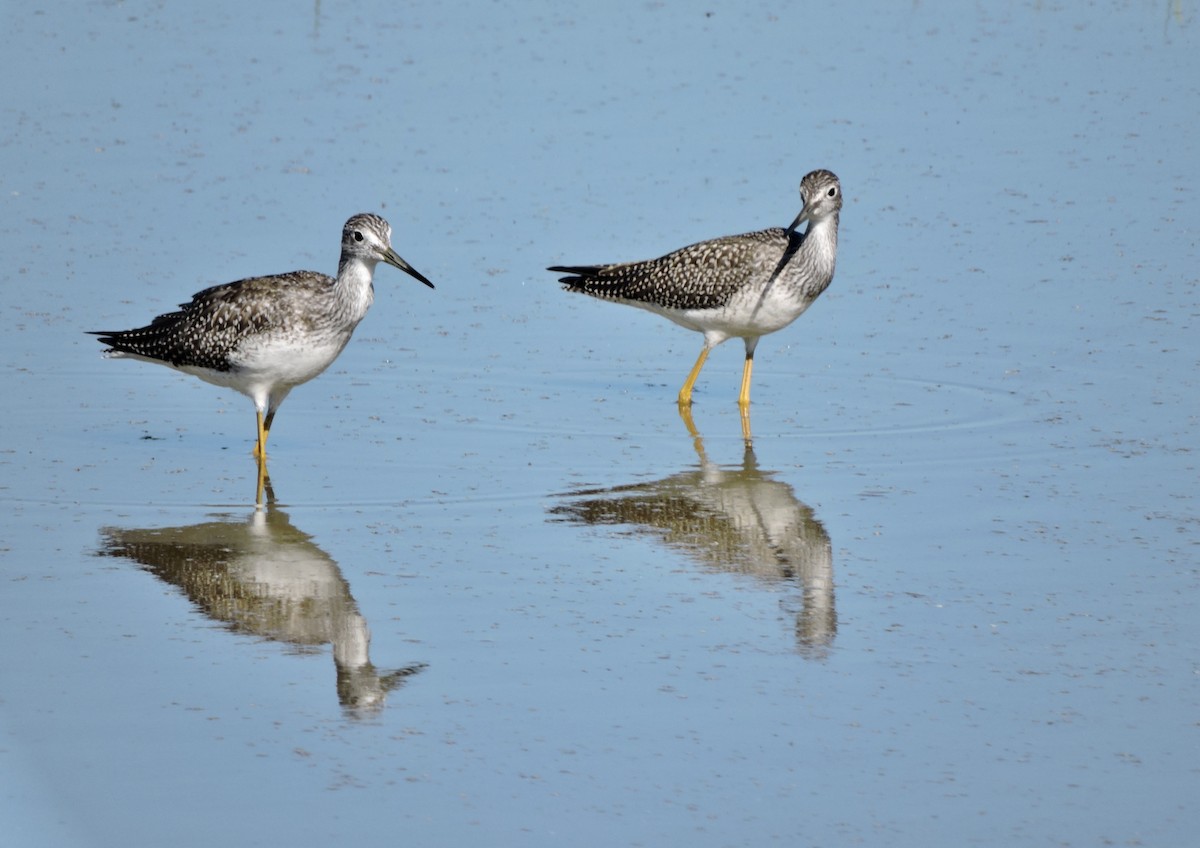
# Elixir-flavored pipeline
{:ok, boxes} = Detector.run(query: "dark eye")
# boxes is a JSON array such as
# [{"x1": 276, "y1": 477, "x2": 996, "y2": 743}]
[
  {"x1": 352, "y1": 230, "x2": 364, "y2": 242},
  {"x1": 827, "y1": 187, "x2": 838, "y2": 198}
]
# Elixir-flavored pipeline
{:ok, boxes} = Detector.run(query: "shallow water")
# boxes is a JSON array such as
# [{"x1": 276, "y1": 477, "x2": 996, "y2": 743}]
[{"x1": 2, "y1": 1, "x2": 1197, "y2": 846}]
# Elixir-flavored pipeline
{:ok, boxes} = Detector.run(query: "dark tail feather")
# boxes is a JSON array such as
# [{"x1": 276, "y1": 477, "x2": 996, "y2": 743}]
[
  {"x1": 88, "y1": 330, "x2": 119, "y2": 347},
  {"x1": 548, "y1": 264, "x2": 607, "y2": 275},
  {"x1": 548, "y1": 264, "x2": 607, "y2": 286},
  {"x1": 88, "y1": 329, "x2": 154, "y2": 356}
]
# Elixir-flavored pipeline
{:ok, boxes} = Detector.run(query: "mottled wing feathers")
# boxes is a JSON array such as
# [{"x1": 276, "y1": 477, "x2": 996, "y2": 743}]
[
  {"x1": 552, "y1": 228, "x2": 788, "y2": 311},
  {"x1": 91, "y1": 271, "x2": 333, "y2": 372}
]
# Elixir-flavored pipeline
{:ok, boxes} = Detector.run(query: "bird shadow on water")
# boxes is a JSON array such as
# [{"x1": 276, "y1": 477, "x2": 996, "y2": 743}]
[
  {"x1": 94, "y1": 479, "x2": 425, "y2": 717},
  {"x1": 549, "y1": 408, "x2": 837, "y2": 658}
]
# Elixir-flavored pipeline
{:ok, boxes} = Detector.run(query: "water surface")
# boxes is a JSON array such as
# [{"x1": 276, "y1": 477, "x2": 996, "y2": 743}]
[{"x1": 1, "y1": 2, "x2": 1197, "y2": 846}]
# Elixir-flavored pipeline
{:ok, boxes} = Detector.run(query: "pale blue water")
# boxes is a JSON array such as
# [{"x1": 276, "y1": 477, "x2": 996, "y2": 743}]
[{"x1": 1, "y1": 2, "x2": 1197, "y2": 846}]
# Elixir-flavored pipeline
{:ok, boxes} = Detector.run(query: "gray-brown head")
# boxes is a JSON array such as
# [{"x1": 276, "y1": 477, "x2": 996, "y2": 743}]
[
  {"x1": 341, "y1": 213, "x2": 435, "y2": 289},
  {"x1": 785, "y1": 170, "x2": 842, "y2": 236}
]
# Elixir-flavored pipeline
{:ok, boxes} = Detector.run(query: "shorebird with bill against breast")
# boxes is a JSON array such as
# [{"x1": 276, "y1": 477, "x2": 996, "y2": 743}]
[{"x1": 550, "y1": 169, "x2": 842, "y2": 409}]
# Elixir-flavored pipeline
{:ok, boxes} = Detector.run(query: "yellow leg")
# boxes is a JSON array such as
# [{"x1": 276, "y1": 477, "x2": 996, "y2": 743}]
[
  {"x1": 255, "y1": 454, "x2": 267, "y2": 506},
  {"x1": 253, "y1": 410, "x2": 273, "y2": 459},
  {"x1": 254, "y1": 456, "x2": 275, "y2": 507},
  {"x1": 677, "y1": 402, "x2": 701, "y2": 439},
  {"x1": 737, "y1": 354, "x2": 754, "y2": 408},
  {"x1": 678, "y1": 346, "x2": 711, "y2": 407},
  {"x1": 676, "y1": 404, "x2": 710, "y2": 464}
]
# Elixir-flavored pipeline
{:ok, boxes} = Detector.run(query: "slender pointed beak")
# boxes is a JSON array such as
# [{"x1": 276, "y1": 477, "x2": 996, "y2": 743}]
[
  {"x1": 382, "y1": 247, "x2": 435, "y2": 289},
  {"x1": 785, "y1": 204, "x2": 810, "y2": 237}
]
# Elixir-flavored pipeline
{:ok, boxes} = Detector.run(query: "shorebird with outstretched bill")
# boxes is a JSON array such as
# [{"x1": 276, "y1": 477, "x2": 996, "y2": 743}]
[{"x1": 90, "y1": 213, "x2": 434, "y2": 460}]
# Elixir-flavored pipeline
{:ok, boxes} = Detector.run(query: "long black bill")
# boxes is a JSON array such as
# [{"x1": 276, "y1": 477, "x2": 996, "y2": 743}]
[
  {"x1": 785, "y1": 206, "x2": 810, "y2": 237},
  {"x1": 384, "y1": 248, "x2": 436, "y2": 289}
]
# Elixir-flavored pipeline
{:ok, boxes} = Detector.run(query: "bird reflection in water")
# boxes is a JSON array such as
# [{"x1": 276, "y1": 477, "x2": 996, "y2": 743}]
[
  {"x1": 96, "y1": 480, "x2": 424, "y2": 714},
  {"x1": 551, "y1": 409, "x2": 836, "y2": 657}
]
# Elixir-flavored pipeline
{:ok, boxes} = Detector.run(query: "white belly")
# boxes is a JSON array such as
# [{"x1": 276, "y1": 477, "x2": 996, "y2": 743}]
[
  {"x1": 177, "y1": 331, "x2": 352, "y2": 406},
  {"x1": 655, "y1": 283, "x2": 812, "y2": 344}
]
